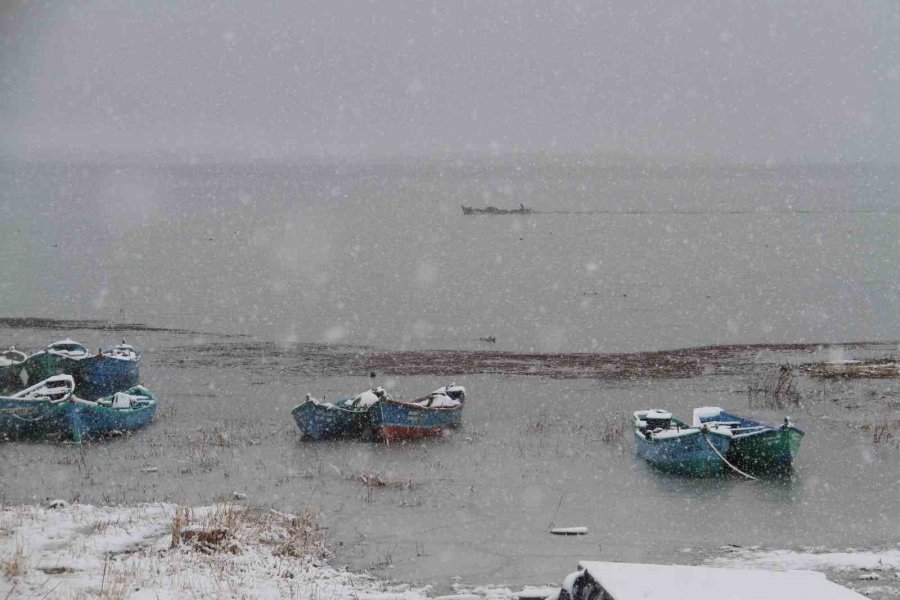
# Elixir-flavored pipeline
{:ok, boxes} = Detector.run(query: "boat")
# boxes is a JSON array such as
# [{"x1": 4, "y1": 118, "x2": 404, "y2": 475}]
[
  {"x1": 0, "y1": 375, "x2": 157, "y2": 442},
  {"x1": 632, "y1": 409, "x2": 732, "y2": 476},
  {"x1": 291, "y1": 387, "x2": 387, "y2": 441},
  {"x1": 692, "y1": 406, "x2": 804, "y2": 472},
  {"x1": 550, "y1": 561, "x2": 866, "y2": 600},
  {"x1": 371, "y1": 384, "x2": 466, "y2": 443},
  {"x1": 20, "y1": 339, "x2": 141, "y2": 400},
  {"x1": 0, "y1": 347, "x2": 27, "y2": 393},
  {"x1": 461, "y1": 204, "x2": 534, "y2": 215}
]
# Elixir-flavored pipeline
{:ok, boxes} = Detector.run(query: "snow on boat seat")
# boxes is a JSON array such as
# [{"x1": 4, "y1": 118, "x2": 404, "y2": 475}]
[
  {"x1": 12, "y1": 375, "x2": 76, "y2": 401},
  {"x1": 573, "y1": 561, "x2": 867, "y2": 600},
  {"x1": 412, "y1": 393, "x2": 461, "y2": 408},
  {"x1": 351, "y1": 388, "x2": 386, "y2": 408},
  {"x1": 640, "y1": 409, "x2": 672, "y2": 430},
  {"x1": 692, "y1": 406, "x2": 725, "y2": 426}
]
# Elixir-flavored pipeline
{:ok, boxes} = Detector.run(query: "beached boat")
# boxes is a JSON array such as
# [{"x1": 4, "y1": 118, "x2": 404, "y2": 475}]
[
  {"x1": 0, "y1": 375, "x2": 157, "y2": 442},
  {"x1": 550, "y1": 560, "x2": 866, "y2": 600},
  {"x1": 371, "y1": 384, "x2": 466, "y2": 443},
  {"x1": 0, "y1": 347, "x2": 27, "y2": 393},
  {"x1": 633, "y1": 409, "x2": 732, "y2": 476},
  {"x1": 693, "y1": 406, "x2": 804, "y2": 472},
  {"x1": 461, "y1": 204, "x2": 534, "y2": 215},
  {"x1": 291, "y1": 387, "x2": 387, "y2": 441},
  {"x1": 21, "y1": 339, "x2": 141, "y2": 400}
]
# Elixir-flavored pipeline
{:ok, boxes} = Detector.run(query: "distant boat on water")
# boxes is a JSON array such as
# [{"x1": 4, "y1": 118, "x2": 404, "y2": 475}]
[{"x1": 462, "y1": 204, "x2": 534, "y2": 215}]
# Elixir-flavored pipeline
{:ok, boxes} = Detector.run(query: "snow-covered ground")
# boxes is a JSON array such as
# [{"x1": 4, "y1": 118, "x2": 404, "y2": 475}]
[
  {"x1": 2, "y1": 501, "x2": 895, "y2": 599},
  {"x1": 709, "y1": 545, "x2": 900, "y2": 599},
  {"x1": 0, "y1": 502, "x2": 551, "y2": 600}
]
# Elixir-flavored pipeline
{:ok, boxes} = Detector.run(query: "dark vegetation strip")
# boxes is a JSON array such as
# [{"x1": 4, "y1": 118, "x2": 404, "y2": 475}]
[{"x1": 0, "y1": 317, "x2": 202, "y2": 335}]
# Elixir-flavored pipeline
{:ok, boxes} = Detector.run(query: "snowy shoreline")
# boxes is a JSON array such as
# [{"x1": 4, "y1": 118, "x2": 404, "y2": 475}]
[
  {"x1": 0, "y1": 502, "x2": 554, "y2": 600},
  {"x1": 3, "y1": 503, "x2": 898, "y2": 600}
]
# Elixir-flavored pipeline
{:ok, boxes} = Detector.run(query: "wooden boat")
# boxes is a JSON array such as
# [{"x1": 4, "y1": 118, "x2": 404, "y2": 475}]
[
  {"x1": 0, "y1": 347, "x2": 27, "y2": 393},
  {"x1": 551, "y1": 560, "x2": 866, "y2": 600},
  {"x1": 0, "y1": 375, "x2": 157, "y2": 442},
  {"x1": 371, "y1": 384, "x2": 466, "y2": 443},
  {"x1": 461, "y1": 204, "x2": 534, "y2": 215},
  {"x1": 21, "y1": 339, "x2": 141, "y2": 400},
  {"x1": 291, "y1": 387, "x2": 387, "y2": 441},
  {"x1": 693, "y1": 406, "x2": 804, "y2": 472},
  {"x1": 632, "y1": 409, "x2": 732, "y2": 476}
]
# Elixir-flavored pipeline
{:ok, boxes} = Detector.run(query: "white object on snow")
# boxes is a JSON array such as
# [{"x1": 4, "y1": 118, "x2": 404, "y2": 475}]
[
  {"x1": 573, "y1": 560, "x2": 867, "y2": 600},
  {"x1": 550, "y1": 527, "x2": 588, "y2": 536}
]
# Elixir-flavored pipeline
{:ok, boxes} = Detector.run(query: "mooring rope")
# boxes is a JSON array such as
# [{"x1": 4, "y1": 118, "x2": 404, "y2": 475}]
[{"x1": 702, "y1": 433, "x2": 759, "y2": 481}]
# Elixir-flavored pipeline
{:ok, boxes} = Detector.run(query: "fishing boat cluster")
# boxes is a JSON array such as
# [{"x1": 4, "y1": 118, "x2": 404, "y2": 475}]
[
  {"x1": 0, "y1": 340, "x2": 152, "y2": 442},
  {"x1": 1, "y1": 340, "x2": 803, "y2": 476},
  {"x1": 0, "y1": 339, "x2": 470, "y2": 445}
]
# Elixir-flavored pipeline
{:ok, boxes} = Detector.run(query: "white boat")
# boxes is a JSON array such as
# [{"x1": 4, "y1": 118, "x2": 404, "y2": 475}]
[{"x1": 550, "y1": 561, "x2": 865, "y2": 600}]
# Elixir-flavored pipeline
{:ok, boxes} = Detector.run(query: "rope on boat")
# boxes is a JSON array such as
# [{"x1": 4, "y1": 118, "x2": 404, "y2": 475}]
[
  {"x1": 702, "y1": 433, "x2": 759, "y2": 481},
  {"x1": 8, "y1": 412, "x2": 52, "y2": 423}
]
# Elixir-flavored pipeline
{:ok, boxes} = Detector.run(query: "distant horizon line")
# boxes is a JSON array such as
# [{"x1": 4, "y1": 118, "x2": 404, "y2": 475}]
[{"x1": 2, "y1": 148, "x2": 898, "y2": 170}]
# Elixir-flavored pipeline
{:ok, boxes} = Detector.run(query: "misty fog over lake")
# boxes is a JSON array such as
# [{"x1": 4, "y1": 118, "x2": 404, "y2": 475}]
[{"x1": 1, "y1": 2, "x2": 899, "y2": 599}]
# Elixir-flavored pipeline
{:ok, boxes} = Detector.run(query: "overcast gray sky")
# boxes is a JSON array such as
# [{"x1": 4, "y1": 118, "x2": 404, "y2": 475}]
[{"x1": 2, "y1": 1, "x2": 898, "y2": 163}]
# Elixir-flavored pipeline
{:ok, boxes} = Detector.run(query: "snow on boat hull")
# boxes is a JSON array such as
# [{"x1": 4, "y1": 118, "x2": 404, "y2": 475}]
[
  {"x1": 371, "y1": 399, "x2": 462, "y2": 444},
  {"x1": 291, "y1": 401, "x2": 370, "y2": 441}
]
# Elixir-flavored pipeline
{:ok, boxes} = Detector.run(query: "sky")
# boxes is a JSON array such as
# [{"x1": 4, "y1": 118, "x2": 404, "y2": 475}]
[{"x1": 1, "y1": 0, "x2": 899, "y2": 163}]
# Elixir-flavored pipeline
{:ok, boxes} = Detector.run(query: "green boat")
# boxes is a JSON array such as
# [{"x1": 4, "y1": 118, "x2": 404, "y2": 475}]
[{"x1": 692, "y1": 407, "x2": 804, "y2": 472}]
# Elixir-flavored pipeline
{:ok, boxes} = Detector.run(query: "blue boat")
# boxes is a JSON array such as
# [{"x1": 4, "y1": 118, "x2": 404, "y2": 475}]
[
  {"x1": 0, "y1": 347, "x2": 27, "y2": 394},
  {"x1": 692, "y1": 406, "x2": 804, "y2": 472},
  {"x1": 0, "y1": 374, "x2": 157, "y2": 442},
  {"x1": 21, "y1": 340, "x2": 141, "y2": 400},
  {"x1": 371, "y1": 384, "x2": 466, "y2": 444},
  {"x1": 291, "y1": 388, "x2": 387, "y2": 441},
  {"x1": 632, "y1": 409, "x2": 732, "y2": 476}
]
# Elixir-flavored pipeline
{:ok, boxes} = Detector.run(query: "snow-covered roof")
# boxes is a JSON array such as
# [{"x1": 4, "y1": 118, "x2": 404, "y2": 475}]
[{"x1": 577, "y1": 561, "x2": 866, "y2": 600}]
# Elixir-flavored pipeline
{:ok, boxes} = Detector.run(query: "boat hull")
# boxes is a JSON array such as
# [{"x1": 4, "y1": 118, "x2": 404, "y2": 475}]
[
  {"x1": 0, "y1": 399, "x2": 72, "y2": 440},
  {"x1": 729, "y1": 427, "x2": 804, "y2": 472},
  {"x1": 0, "y1": 389, "x2": 156, "y2": 442},
  {"x1": 371, "y1": 400, "x2": 462, "y2": 443},
  {"x1": 633, "y1": 430, "x2": 730, "y2": 476},
  {"x1": 291, "y1": 402, "x2": 370, "y2": 441},
  {"x1": 22, "y1": 354, "x2": 140, "y2": 400}
]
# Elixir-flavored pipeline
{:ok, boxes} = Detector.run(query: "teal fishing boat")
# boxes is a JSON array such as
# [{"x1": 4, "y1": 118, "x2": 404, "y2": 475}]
[
  {"x1": 632, "y1": 409, "x2": 733, "y2": 476},
  {"x1": 0, "y1": 374, "x2": 157, "y2": 442},
  {"x1": 291, "y1": 387, "x2": 388, "y2": 441},
  {"x1": 20, "y1": 339, "x2": 141, "y2": 400},
  {"x1": 692, "y1": 407, "x2": 804, "y2": 472}
]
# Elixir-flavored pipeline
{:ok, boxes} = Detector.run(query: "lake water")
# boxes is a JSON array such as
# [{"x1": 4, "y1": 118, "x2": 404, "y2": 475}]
[
  {"x1": 1, "y1": 158, "x2": 899, "y2": 593},
  {"x1": 1, "y1": 158, "x2": 897, "y2": 353}
]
